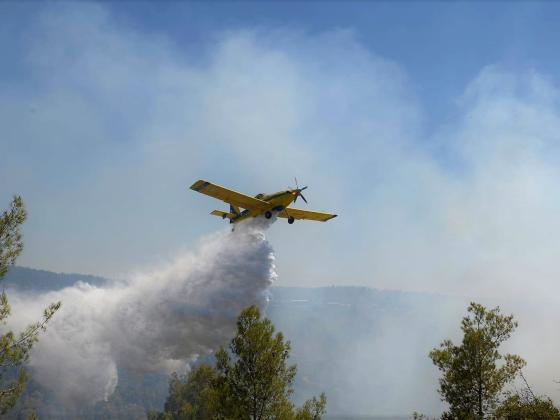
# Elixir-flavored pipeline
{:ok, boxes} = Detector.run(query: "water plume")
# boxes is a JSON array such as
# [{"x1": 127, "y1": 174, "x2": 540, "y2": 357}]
[{"x1": 6, "y1": 217, "x2": 276, "y2": 405}]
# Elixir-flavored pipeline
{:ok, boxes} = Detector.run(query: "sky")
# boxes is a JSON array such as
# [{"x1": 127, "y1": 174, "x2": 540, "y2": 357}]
[{"x1": 4, "y1": 1, "x2": 560, "y2": 300}]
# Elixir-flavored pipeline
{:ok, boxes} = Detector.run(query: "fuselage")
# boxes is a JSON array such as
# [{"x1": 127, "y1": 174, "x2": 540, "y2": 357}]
[{"x1": 230, "y1": 190, "x2": 297, "y2": 223}]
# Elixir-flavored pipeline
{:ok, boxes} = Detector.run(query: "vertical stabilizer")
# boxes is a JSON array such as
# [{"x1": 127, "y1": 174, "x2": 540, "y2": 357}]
[{"x1": 230, "y1": 204, "x2": 240, "y2": 215}]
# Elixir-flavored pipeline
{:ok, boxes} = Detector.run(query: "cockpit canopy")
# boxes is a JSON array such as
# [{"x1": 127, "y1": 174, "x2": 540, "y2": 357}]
[{"x1": 254, "y1": 193, "x2": 265, "y2": 199}]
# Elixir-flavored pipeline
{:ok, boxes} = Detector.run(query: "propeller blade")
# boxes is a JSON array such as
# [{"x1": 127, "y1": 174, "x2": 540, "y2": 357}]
[
  {"x1": 301, "y1": 186, "x2": 308, "y2": 191},
  {"x1": 295, "y1": 177, "x2": 299, "y2": 189},
  {"x1": 300, "y1": 194, "x2": 308, "y2": 204}
]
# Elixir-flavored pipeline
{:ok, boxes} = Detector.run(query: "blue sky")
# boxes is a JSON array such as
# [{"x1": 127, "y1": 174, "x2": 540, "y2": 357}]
[
  {"x1": 4, "y1": 1, "x2": 560, "y2": 299},
  {"x1": 106, "y1": 1, "x2": 560, "y2": 128}
]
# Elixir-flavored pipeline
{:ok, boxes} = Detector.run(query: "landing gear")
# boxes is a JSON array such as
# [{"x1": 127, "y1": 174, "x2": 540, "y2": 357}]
[
  {"x1": 288, "y1": 216, "x2": 295, "y2": 224},
  {"x1": 265, "y1": 211, "x2": 272, "y2": 219}
]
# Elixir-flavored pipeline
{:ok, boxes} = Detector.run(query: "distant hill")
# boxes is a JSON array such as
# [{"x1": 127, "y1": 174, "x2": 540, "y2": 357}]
[
  {"x1": 3, "y1": 266, "x2": 459, "y2": 418},
  {"x1": 1, "y1": 266, "x2": 109, "y2": 291},
  {"x1": 267, "y1": 286, "x2": 459, "y2": 416}
]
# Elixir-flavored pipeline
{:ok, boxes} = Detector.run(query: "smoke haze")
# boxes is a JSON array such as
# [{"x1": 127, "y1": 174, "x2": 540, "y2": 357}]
[
  {"x1": 4, "y1": 3, "x2": 560, "y2": 302},
  {"x1": 6, "y1": 219, "x2": 276, "y2": 405},
  {"x1": 3, "y1": 2, "x2": 560, "y2": 415}
]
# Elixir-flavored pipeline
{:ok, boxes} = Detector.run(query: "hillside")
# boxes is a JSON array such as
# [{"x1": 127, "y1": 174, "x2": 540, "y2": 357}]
[
  {"x1": 2, "y1": 266, "x2": 108, "y2": 291},
  {"x1": 2, "y1": 267, "x2": 462, "y2": 418}
]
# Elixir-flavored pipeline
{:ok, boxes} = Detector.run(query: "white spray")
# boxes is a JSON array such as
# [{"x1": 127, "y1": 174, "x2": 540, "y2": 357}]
[{"x1": 6, "y1": 218, "x2": 277, "y2": 405}]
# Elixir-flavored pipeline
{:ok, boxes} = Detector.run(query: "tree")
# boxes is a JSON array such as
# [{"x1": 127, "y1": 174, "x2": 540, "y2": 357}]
[
  {"x1": 0, "y1": 196, "x2": 60, "y2": 413},
  {"x1": 214, "y1": 305, "x2": 326, "y2": 420},
  {"x1": 153, "y1": 305, "x2": 327, "y2": 420},
  {"x1": 495, "y1": 390, "x2": 560, "y2": 419},
  {"x1": 293, "y1": 394, "x2": 327, "y2": 420},
  {"x1": 148, "y1": 365, "x2": 220, "y2": 420},
  {"x1": 0, "y1": 196, "x2": 26, "y2": 279},
  {"x1": 214, "y1": 305, "x2": 297, "y2": 419},
  {"x1": 429, "y1": 302, "x2": 525, "y2": 419},
  {"x1": 495, "y1": 373, "x2": 560, "y2": 419}
]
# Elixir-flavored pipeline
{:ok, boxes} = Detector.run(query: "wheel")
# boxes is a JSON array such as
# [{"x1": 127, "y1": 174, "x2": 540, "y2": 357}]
[
  {"x1": 288, "y1": 216, "x2": 295, "y2": 224},
  {"x1": 265, "y1": 211, "x2": 272, "y2": 219}
]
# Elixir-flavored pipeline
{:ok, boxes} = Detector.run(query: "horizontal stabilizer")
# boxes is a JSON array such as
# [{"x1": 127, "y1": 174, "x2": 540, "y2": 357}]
[{"x1": 210, "y1": 210, "x2": 235, "y2": 219}]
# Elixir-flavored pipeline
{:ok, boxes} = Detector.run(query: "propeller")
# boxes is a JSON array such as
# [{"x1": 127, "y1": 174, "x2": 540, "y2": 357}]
[{"x1": 293, "y1": 177, "x2": 308, "y2": 204}]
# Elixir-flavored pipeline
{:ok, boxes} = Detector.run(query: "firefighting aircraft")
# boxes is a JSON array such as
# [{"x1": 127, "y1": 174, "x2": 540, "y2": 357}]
[{"x1": 190, "y1": 179, "x2": 337, "y2": 225}]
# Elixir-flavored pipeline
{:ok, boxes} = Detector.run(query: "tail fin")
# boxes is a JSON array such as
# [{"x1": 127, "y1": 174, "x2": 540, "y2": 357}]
[{"x1": 230, "y1": 204, "x2": 240, "y2": 215}]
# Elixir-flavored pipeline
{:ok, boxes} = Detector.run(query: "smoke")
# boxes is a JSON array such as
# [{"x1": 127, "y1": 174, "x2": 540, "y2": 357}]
[
  {"x1": 4, "y1": 3, "x2": 560, "y2": 415},
  {"x1": 6, "y1": 218, "x2": 276, "y2": 406}
]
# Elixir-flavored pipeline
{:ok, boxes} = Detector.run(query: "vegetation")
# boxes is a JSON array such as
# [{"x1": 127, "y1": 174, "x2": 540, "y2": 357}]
[
  {"x1": 495, "y1": 389, "x2": 560, "y2": 419},
  {"x1": 429, "y1": 302, "x2": 525, "y2": 418},
  {"x1": 426, "y1": 302, "x2": 560, "y2": 419},
  {"x1": 0, "y1": 196, "x2": 60, "y2": 414},
  {"x1": 494, "y1": 372, "x2": 560, "y2": 419},
  {"x1": 3, "y1": 264, "x2": 560, "y2": 419},
  {"x1": 150, "y1": 305, "x2": 327, "y2": 420},
  {"x1": 158, "y1": 366, "x2": 219, "y2": 420}
]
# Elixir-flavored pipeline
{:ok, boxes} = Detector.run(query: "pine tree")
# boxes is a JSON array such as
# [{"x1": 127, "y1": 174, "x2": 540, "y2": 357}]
[
  {"x1": 0, "y1": 196, "x2": 60, "y2": 413},
  {"x1": 153, "y1": 305, "x2": 327, "y2": 419},
  {"x1": 429, "y1": 302, "x2": 525, "y2": 419},
  {"x1": 215, "y1": 305, "x2": 326, "y2": 420}
]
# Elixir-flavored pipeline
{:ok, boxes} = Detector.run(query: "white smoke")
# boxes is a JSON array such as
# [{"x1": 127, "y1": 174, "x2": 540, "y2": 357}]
[{"x1": 6, "y1": 218, "x2": 276, "y2": 405}]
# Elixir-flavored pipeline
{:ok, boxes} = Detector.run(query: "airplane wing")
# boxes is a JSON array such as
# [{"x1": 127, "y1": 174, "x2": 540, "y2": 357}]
[
  {"x1": 190, "y1": 180, "x2": 270, "y2": 211},
  {"x1": 278, "y1": 207, "x2": 337, "y2": 222}
]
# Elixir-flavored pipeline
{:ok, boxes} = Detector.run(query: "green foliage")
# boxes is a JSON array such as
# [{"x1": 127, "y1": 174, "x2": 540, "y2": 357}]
[
  {"x1": 148, "y1": 365, "x2": 219, "y2": 420},
  {"x1": 0, "y1": 196, "x2": 61, "y2": 414},
  {"x1": 495, "y1": 390, "x2": 560, "y2": 419},
  {"x1": 495, "y1": 374, "x2": 560, "y2": 420},
  {"x1": 215, "y1": 305, "x2": 298, "y2": 419},
  {"x1": 293, "y1": 393, "x2": 327, "y2": 420},
  {"x1": 153, "y1": 305, "x2": 327, "y2": 420},
  {"x1": 0, "y1": 196, "x2": 26, "y2": 279},
  {"x1": 429, "y1": 302, "x2": 525, "y2": 419}
]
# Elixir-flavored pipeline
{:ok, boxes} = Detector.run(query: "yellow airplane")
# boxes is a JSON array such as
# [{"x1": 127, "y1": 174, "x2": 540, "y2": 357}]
[{"x1": 190, "y1": 179, "x2": 337, "y2": 225}]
